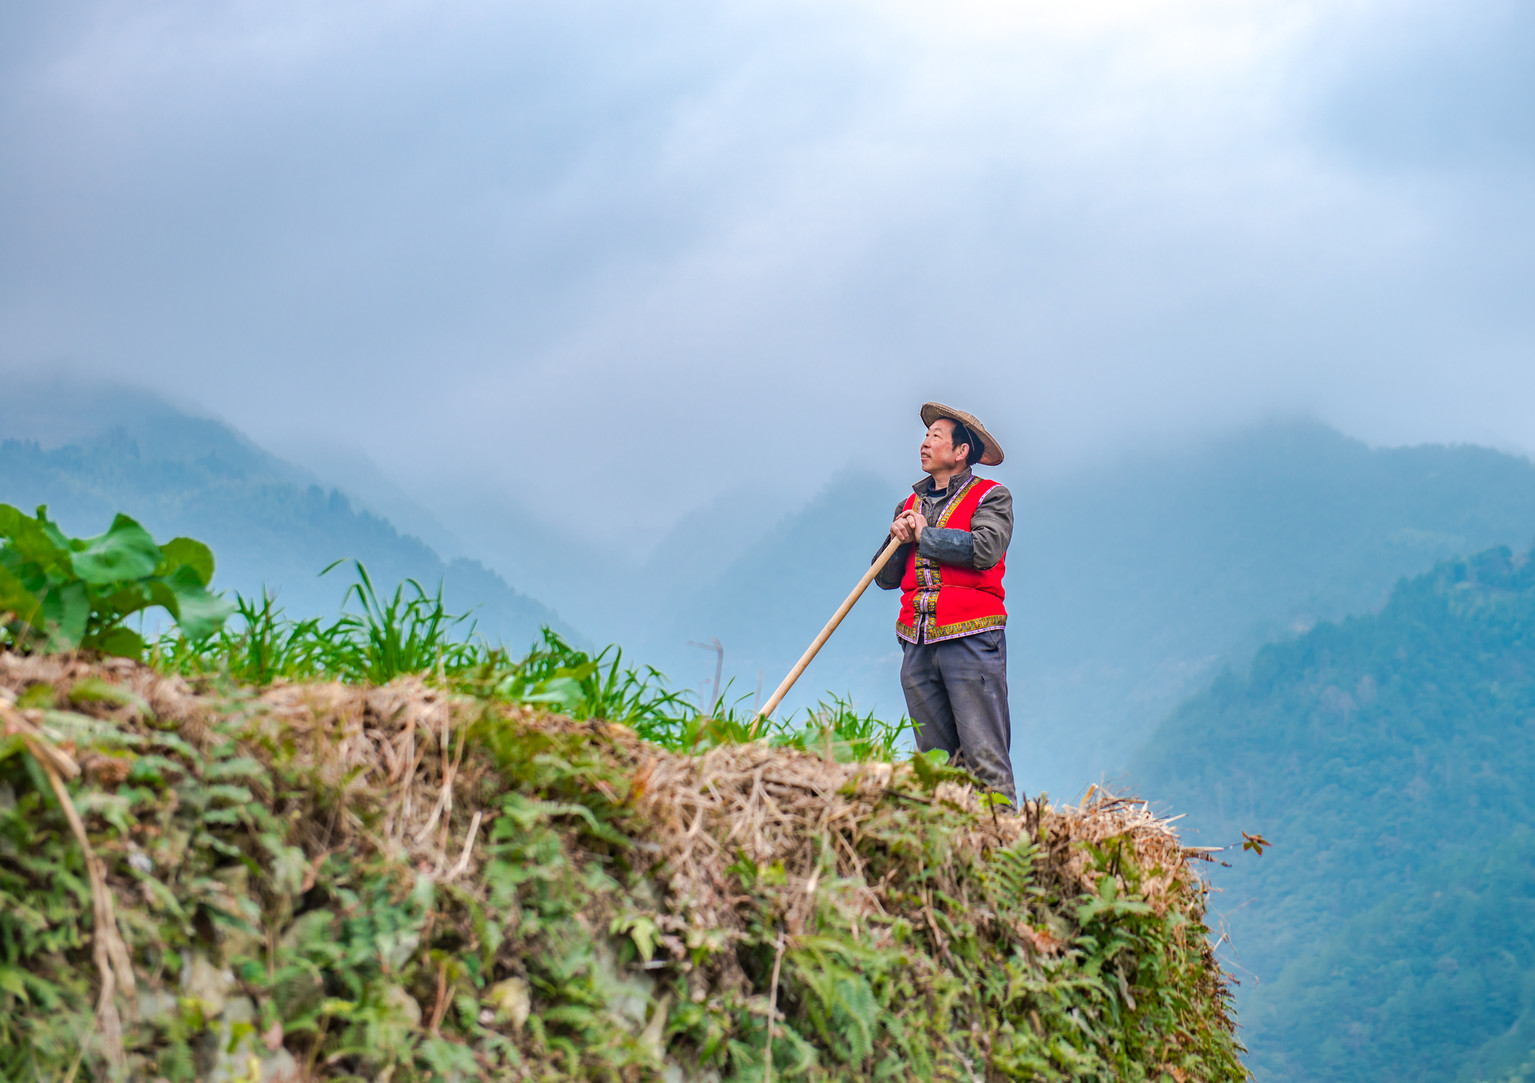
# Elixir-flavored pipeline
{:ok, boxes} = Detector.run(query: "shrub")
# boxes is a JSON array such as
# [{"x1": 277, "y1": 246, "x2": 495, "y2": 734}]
[{"x1": 0, "y1": 505, "x2": 233, "y2": 657}]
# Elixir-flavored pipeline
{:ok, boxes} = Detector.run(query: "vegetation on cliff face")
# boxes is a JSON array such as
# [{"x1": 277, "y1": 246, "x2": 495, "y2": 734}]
[
  {"x1": 1, "y1": 506, "x2": 1244, "y2": 1080},
  {"x1": 0, "y1": 650, "x2": 1243, "y2": 1081}
]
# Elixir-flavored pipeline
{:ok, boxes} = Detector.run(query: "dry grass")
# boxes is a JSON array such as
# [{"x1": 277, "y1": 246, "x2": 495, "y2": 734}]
[
  {"x1": 3, "y1": 647, "x2": 1207, "y2": 903},
  {"x1": 3, "y1": 648, "x2": 1205, "y2": 916}
]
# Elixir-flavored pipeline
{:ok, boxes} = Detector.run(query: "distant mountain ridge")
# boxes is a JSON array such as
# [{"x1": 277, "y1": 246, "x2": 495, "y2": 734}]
[{"x1": 0, "y1": 380, "x2": 570, "y2": 648}]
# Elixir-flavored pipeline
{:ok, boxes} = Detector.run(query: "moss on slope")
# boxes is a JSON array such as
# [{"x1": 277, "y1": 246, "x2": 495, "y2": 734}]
[{"x1": 0, "y1": 651, "x2": 1244, "y2": 1081}]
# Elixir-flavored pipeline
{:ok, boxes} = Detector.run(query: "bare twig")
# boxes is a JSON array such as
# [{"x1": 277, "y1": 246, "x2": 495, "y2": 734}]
[
  {"x1": 429, "y1": 962, "x2": 451, "y2": 1035},
  {"x1": 445, "y1": 810, "x2": 484, "y2": 880},
  {"x1": 763, "y1": 930, "x2": 787, "y2": 1083}
]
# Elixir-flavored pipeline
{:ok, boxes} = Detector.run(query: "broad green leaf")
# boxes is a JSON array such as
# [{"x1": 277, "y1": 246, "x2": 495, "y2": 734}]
[
  {"x1": 70, "y1": 514, "x2": 162, "y2": 585},
  {"x1": 42, "y1": 581, "x2": 90, "y2": 648},
  {"x1": 176, "y1": 589, "x2": 236, "y2": 641},
  {"x1": 0, "y1": 503, "x2": 72, "y2": 574},
  {"x1": 146, "y1": 577, "x2": 183, "y2": 619},
  {"x1": 175, "y1": 591, "x2": 237, "y2": 644},
  {"x1": 35, "y1": 506, "x2": 73, "y2": 551},
  {"x1": 0, "y1": 503, "x2": 29, "y2": 541},
  {"x1": 0, "y1": 547, "x2": 52, "y2": 598},
  {"x1": 0, "y1": 563, "x2": 43, "y2": 628},
  {"x1": 155, "y1": 564, "x2": 235, "y2": 642},
  {"x1": 158, "y1": 537, "x2": 216, "y2": 587},
  {"x1": 100, "y1": 581, "x2": 157, "y2": 621},
  {"x1": 88, "y1": 625, "x2": 145, "y2": 659}
]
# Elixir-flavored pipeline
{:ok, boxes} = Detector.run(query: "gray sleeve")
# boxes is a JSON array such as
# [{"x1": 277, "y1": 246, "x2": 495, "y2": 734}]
[
  {"x1": 874, "y1": 499, "x2": 911, "y2": 590},
  {"x1": 969, "y1": 484, "x2": 1013, "y2": 571},
  {"x1": 917, "y1": 527, "x2": 974, "y2": 566}
]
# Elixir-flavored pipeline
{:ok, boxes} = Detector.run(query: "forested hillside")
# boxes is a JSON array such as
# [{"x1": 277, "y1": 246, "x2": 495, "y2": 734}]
[
  {"x1": 1007, "y1": 424, "x2": 1535, "y2": 790},
  {"x1": 1134, "y1": 546, "x2": 1535, "y2": 1082},
  {"x1": 0, "y1": 386, "x2": 567, "y2": 648}
]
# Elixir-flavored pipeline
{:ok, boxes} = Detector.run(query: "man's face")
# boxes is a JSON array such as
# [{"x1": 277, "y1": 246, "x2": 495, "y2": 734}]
[{"x1": 919, "y1": 419, "x2": 967, "y2": 476}]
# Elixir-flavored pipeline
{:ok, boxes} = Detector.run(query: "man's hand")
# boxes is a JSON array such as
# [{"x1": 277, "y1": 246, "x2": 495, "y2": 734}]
[{"x1": 890, "y1": 509, "x2": 928, "y2": 544}]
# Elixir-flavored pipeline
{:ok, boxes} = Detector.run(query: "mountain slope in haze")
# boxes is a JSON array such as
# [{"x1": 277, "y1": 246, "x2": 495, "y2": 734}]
[
  {"x1": 0, "y1": 378, "x2": 310, "y2": 485},
  {"x1": 0, "y1": 386, "x2": 570, "y2": 648},
  {"x1": 1133, "y1": 546, "x2": 1535, "y2": 1082},
  {"x1": 428, "y1": 477, "x2": 802, "y2": 668},
  {"x1": 276, "y1": 435, "x2": 474, "y2": 563},
  {"x1": 653, "y1": 471, "x2": 901, "y2": 716}
]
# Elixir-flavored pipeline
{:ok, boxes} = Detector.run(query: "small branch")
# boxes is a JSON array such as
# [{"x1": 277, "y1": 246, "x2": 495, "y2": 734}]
[
  {"x1": 763, "y1": 930, "x2": 787, "y2": 1083},
  {"x1": 445, "y1": 810, "x2": 484, "y2": 880},
  {"x1": 428, "y1": 962, "x2": 451, "y2": 1035}
]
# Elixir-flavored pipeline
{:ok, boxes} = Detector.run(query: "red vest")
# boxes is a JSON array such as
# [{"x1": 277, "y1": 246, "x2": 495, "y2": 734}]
[{"x1": 897, "y1": 476, "x2": 1007, "y2": 644}]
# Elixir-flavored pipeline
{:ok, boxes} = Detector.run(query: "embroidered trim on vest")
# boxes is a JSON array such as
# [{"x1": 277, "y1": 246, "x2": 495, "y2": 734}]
[
  {"x1": 899, "y1": 476, "x2": 983, "y2": 643},
  {"x1": 924, "y1": 613, "x2": 1007, "y2": 643}
]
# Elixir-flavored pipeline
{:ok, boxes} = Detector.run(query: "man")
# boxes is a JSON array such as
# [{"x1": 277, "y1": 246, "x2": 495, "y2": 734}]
[{"x1": 875, "y1": 402, "x2": 1015, "y2": 802}]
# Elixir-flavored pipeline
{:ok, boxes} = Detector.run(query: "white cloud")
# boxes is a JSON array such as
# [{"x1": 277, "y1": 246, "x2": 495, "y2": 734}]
[{"x1": 2, "y1": 0, "x2": 1532, "y2": 550}]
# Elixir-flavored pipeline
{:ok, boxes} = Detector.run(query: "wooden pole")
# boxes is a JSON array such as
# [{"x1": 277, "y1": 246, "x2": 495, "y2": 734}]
[{"x1": 757, "y1": 534, "x2": 905, "y2": 720}]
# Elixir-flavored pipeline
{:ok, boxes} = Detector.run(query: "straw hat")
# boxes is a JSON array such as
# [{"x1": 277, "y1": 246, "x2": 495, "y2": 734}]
[{"x1": 920, "y1": 402, "x2": 1005, "y2": 466}]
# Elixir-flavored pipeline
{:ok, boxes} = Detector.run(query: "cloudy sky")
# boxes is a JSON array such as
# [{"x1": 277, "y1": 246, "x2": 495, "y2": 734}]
[{"x1": 2, "y1": 0, "x2": 1532, "y2": 548}]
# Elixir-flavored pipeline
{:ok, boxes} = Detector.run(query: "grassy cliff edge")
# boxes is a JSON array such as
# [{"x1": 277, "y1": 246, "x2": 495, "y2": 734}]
[{"x1": 0, "y1": 651, "x2": 1244, "y2": 1082}]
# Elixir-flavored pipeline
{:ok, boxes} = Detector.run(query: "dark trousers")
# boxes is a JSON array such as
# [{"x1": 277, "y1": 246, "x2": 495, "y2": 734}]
[{"x1": 900, "y1": 628, "x2": 1016, "y2": 803}]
